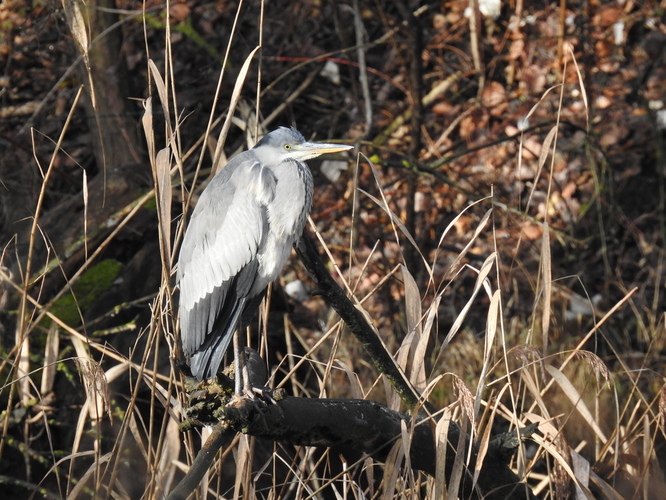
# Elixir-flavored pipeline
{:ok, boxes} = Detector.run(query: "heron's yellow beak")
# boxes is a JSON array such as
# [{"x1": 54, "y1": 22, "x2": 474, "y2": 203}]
[{"x1": 293, "y1": 142, "x2": 354, "y2": 161}]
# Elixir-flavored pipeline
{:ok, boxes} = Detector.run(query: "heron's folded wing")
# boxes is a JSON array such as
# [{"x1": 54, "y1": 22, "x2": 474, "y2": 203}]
[{"x1": 178, "y1": 159, "x2": 276, "y2": 356}]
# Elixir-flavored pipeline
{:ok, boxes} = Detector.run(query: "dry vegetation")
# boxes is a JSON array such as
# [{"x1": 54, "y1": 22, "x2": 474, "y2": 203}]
[{"x1": 1, "y1": 0, "x2": 665, "y2": 498}]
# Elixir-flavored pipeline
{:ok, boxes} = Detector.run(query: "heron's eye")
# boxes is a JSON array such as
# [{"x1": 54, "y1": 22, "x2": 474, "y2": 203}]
[{"x1": 284, "y1": 144, "x2": 292, "y2": 151}]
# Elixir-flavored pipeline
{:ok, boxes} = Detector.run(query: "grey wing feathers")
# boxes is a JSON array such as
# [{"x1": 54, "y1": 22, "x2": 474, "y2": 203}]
[{"x1": 178, "y1": 155, "x2": 276, "y2": 379}]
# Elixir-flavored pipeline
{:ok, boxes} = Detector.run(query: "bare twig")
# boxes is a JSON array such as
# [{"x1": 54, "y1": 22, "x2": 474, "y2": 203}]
[
  {"x1": 166, "y1": 424, "x2": 236, "y2": 500},
  {"x1": 296, "y1": 232, "x2": 426, "y2": 412}
]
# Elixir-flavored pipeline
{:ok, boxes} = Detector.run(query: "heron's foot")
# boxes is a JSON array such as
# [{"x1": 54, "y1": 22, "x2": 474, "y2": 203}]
[
  {"x1": 239, "y1": 383, "x2": 271, "y2": 401},
  {"x1": 229, "y1": 379, "x2": 255, "y2": 400},
  {"x1": 228, "y1": 385, "x2": 281, "y2": 405},
  {"x1": 227, "y1": 389, "x2": 257, "y2": 409},
  {"x1": 250, "y1": 385, "x2": 280, "y2": 404}
]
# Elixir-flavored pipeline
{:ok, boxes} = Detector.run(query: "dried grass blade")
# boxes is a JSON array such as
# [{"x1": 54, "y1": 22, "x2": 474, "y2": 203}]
[
  {"x1": 540, "y1": 222, "x2": 552, "y2": 353},
  {"x1": 66, "y1": 452, "x2": 112, "y2": 500},
  {"x1": 360, "y1": 153, "x2": 433, "y2": 275},
  {"x1": 212, "y1": 46, "x2": 261, "y2": 174},
  {"x1": 233, "y1": 435, "x2": 253, "y2": 499},
  {"x1": 525, "y1": 126, "x2": 557, "y2": 212},
  {"x1": 396, "y1": 329, "x2": 413, "y2": 385},
  {"x1": 474, "y1": 289, "x2": 500, "y2": 417},
  {"x1": 360, "y1": 188, "x2": 432, "y2": 274},
  {"x1": 142, "y1": 95, "x2": 155, "y2": 159},
  {"x1": 62, "y1": 0, "x2": 94, "y2": 107},
  {"x1": 402, "y1": 264, "x2": 422, "y2": 341},
  {"x1": 400, "y1": 265, "x2": 427, "y2": 390},
  {"x1": 587, "y1": 468, "x2": 626, "y2": 500},
  {"x1": 435, "y1": 412, "x2": 451, "y2": 498},
  {"x1": 336, "y1": 360, "x2": 364, "y2": 400},
  {"x1": 400, "y1": 419, "x2": 413, "y2": 471},
  {"x1": 472, "y1": 404, "x2": 494, "y2": 489},
  {"x1": 62, "y1": 0, "x2": 88, "y2": 56},
  {"x1": 447, "y1": 418, "x2": 467, "y2": 500},
  {"x1": 381, "y1": 437, "x2": 404, "y2": 498},
  {"x1": 432, "y1": 199, "x2": 491, "y2": 278},
  {"x1": 71, "y1": 336, "x2": 109, "y2": 422},
  {"x1": 148, "y1": 59, "x2": 170, "y2": 126},
  {"x1": 545, "y1": 364, "x2": 608, "y2": 443},
  {"x1": 412, "y1": 296, "x2": 440, "y2": 392},
  {"x1": 104, "y1": 363, "x2": 129, "y2": 386},
  {"x1": 40, "y1": 323, "x2": 59, "y2": 396},
  {"x1": 155, "y1": 147, "x2": 173, "y2": 266},
  {"x1": 523, "y1": 85, "x2": 563, "y2": 122},
  {"x1": 571, "y1": 450, "x2": 591, "y2": 500},
  {"x1": 531, "y1": 433, "x2": 596, "y2": 499},
  {"x1": 142, "y1": 94, "x2": 173, "y2": 272},
  {"x1": 82, "y1": 169, "x2": 88, "y2": 260},
  {"x1": 568, "y1": 44, "x2": 589, "y2": 128},
  {"x1": 127, "y1": 410, "x2": 150, "y2": 463},
  {"x1": 658, "y1": 384, "x2": 666, "y2": 434},
  {"x1": 16, "y1": 328, "x2": 32, "y2": 403},
  {"x1": 154, "y1": 417, "x2": 181, "y2": 497},
  {"x1": 438, "y1": 252, "x2": 496, "y2": 356},
  {"x1": 520, "y1": 369, "x2": 551, "y2": 417}
]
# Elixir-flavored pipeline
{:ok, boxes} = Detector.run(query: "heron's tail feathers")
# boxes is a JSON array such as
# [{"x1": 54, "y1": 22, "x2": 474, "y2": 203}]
[{"x1": 189, "y1": 296, "x2": 246, "y2": 380}]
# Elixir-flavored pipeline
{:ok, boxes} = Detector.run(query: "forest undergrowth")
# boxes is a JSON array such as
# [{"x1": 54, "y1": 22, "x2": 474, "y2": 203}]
[{"x1": 0, "y1": 1, "x2": 665, "y2": 499}]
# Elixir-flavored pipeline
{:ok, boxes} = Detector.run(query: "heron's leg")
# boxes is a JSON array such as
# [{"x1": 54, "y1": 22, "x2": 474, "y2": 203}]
[
  {"x1": 241, "y1": 355, "x2": 253, "y2": 395},
  {"x1": 233, "y1": 329, "x2": 256, "y2": 397},
  {"x1": 232, "y1": 330, "x2": 245, "y2": 396}
]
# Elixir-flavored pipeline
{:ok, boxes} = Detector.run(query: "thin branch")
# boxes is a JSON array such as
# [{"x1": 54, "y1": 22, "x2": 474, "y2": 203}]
[
  {"x1": 295, "y1": 233, "x2": 427, "y2": 413},
  {"x1": 166, "y1": 424, "x2": 236, "y2": 500}
]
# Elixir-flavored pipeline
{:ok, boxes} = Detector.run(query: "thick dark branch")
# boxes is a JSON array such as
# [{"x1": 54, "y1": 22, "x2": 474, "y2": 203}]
[
  {"x1": 223, "y1": 396, "x2": 440, "y2": 470},
  {"x1": 178, "y1": 394, "x2": 536, "y2": 500}
]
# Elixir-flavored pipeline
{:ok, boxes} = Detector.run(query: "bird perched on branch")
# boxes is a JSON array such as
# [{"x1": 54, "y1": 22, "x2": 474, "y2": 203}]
[{"x1": 177, "y1": 127, "x2": 352, "y2": 394}]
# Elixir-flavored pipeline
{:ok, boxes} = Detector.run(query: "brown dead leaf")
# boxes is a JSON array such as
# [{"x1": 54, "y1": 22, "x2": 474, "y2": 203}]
[
  {"x1": 522, "y1": 64, "x2": 547, "y2": 94},
  {"x1": 521, "y1": 136, "x2": 543, "y2": 161},
  {"x1": 592, "y1": 6, "x2": 623, "y2": 29},
  {"x1": 170, "y1": 2, "x2": 190, "y2": 22},
  {"x1": 482, "y1": 81, "x2": 506, "y2": 116},
  {"x1": 561, "y1": 181, "x2": 577, "y2": 200},
  {"x1": 520, "y1": 222, "x2": 543, "y2": 240},
  {"x1": 432, "y1": 100, "x2": 457, "y2": 115},
  {"x1": 459, "y1": 109, "x2": 487, "y2": 141},
  {"x1": 599, "y1": 122, "x2": 629, "y2": 148},
  {"x1": 595, "y1": 39, "x2": 614, "y2": 59},
  {"x1": 453, "y1": 215, "x2": 473, "y2": 235}
]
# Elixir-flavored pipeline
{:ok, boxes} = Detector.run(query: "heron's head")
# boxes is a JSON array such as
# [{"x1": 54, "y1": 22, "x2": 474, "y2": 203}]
[{"x1": 254, "y1": 127, "x2": 353, "y2": 164}]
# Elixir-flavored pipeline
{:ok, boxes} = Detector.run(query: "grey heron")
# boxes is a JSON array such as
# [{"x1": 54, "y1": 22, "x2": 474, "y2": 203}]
[{"x1": 177, "y1": 127, "x2": 352, "y2": 393}]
